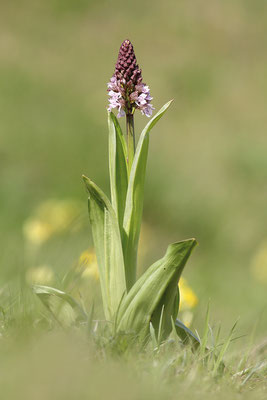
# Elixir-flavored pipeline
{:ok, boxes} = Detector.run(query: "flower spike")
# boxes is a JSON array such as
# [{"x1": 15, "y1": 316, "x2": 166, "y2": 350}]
[{"x1": 107, "y1": 39, "x2": 154, "y2": 118}]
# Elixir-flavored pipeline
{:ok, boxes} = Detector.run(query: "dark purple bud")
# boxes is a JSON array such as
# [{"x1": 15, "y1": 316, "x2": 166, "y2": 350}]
[{"x1": 107, "y1": 39, "x2": 154, "y2": 118}]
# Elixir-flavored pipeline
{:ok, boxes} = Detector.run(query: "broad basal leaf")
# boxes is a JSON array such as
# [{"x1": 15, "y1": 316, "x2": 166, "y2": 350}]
[
  {"x1": 83, "y1": 176, "x2": 126, "y2": 320},
  {"x1": 150, "y1": 274, "x2": 179, "y2": 341},
  {"x1": 33, "y1": 285, "x2": 86, "y2": 327},
  {"x1": 108, "y1": 112, "x2": 128, "y2": 234},
  {"x1": 123, "y1": 100, "x2": 173, "y2": 290},
  {"x1": 117, "y1": 238, "x2": 197, "y2": 343}
]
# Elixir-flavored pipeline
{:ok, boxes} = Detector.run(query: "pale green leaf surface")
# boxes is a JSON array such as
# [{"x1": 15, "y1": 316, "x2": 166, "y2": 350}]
[
  {"x1": 117, "y1": 238, "x2": 197, "y2": 343},
  {"x1": 108, "y1": 112, "x2": 128, "y2": 233},
  {"x1": 123, "y1": 100, "x2": 173, "y2": 290},
  {"x1": 33, "y1": 285, "x2": 86, "y2": 327},
  {"x1": 83, "y1": 175, "x2": 126, "y2": 320},
  {"x1": 151, "y1": 279, "x2": 179, "y2": 341}
]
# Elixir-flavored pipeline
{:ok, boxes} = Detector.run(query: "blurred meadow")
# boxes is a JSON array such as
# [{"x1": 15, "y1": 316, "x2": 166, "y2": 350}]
[{"x1": 0, "y1": 0, "x2": 267, "y2": 398}]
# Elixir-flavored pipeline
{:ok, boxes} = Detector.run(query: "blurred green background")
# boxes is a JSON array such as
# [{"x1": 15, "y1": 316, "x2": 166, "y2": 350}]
[{"x1": 0, "y1": 0, "x2": 267, "y2": 343}]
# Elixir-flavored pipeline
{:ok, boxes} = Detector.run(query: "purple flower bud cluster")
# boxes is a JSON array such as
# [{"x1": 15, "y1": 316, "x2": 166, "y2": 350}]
[{"x1": 108, "y1": 40, "x2": 154, "y2": 118}]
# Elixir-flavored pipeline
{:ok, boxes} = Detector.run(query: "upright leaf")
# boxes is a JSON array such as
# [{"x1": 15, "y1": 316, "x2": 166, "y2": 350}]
[
  {"x1": 123, "y1": 100, "x2": 173, "y2": 290},
  {"x1": 108, "y1": 112, "x2": 128, "y2": 233},
  {"x1": 117, "y1": 238, "x2": 197, "y2": 343},
  {"x1": 83, "y1": 176, "x2": 126, "y2": 320}
]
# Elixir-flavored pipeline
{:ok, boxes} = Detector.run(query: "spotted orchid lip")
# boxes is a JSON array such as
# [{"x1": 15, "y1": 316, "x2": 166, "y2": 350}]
[{"x1": 107, "y1": 39, "x2": 154, "y2": 118}]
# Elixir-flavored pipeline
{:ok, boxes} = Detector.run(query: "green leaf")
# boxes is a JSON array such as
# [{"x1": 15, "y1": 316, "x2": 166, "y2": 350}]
[
  {"x1": 33, "y1": 285, "x2": 86, "y2": 327},
  {"x1": 149, "y1": 322, "x2": 158, "y2": 350},
  {"x1": 83, "y1": 175, "x2": 126, "y2": 320},
  {"x1": 123, "y1": 100, "x2": 173, "y2": 290},
  {"x1": 150, "y1": 276, "x2": 179, "y2": 341},
  {"x1": 117, "y1": 238, "x2": 197, "y2": 343},
  {"x1": 108, "y1": 112, "x2": 128, "y2": 233},
  {"x1": 200, "y1": 301, "x2": 210, "y2": 356},
  {"x1": 175, "y1": 318, "x2": 200, "y2": 350},
  {"x1": 212, "y1": 320, "x2": 238, "y2": 376}
]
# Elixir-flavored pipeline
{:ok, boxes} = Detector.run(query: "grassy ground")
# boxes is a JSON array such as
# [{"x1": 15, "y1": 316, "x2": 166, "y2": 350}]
[{"x1": 0, "y1": 0, "x2": 267, "y2": 398}]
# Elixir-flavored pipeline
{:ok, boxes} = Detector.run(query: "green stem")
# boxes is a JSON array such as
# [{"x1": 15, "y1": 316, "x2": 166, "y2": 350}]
[{"x1": 126, "y1": 113, "x2": 135, "y2": 173}]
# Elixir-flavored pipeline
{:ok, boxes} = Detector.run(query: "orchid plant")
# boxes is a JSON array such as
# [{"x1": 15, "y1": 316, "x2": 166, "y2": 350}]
[{"x1": 33, "y1": 40, "x2": 199, "y2": 347}]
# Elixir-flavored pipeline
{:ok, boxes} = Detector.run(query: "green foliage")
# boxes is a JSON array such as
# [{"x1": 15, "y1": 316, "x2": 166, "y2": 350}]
[
  {"x1": 108, "y1": 111, "x2": 128, "y2": 235},
  {"x1": 1, "y1": 3, "x2": 267, "y2": 397},
  {"x1": 212, "y1": 319, "x2": 238, "y2": 376},
  {"x1": 175, "y1": 318, "x2": 201, "y2": 349},
  {"x1": 81, "y1": 100, "x2": 198, "y2": 346},
  {"x1": 82, "y1": 176, "x2": 126, "y2": 320},
  {"x1": 117, "y1": 239, "x2": 196, "y2": 342},
  {"x1": 200, "y1": 301, "x2": 210, "y2": 356},
  {"x1": 122, "y1": 100, "x2": 173, "y2": 290},
  {"x1": 33, "y1": 284, "x2": 87, "y2": 327}
]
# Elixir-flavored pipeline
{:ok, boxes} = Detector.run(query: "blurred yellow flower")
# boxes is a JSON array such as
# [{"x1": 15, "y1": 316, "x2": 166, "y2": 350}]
[
  {"x1": 180, "y1": 310, "x2": 194, "y2": 328},
  {"x1": 179, "y1": 277, "x2": 198, "y2": 311},
  {"x1": 23, "y1": 199, "x2": 82, "y2": 245},
  {"x1": 23, "y1": 219, "x2": 52, "y2": 245},
  {"x1": 78, "y1": 249, "x2": 99, "y2": 280},
  {"x1": 36, "y1": 199, "x2": 82, "y2": 232},
  {"x1": 250, "y1": 240, "x2": 267, "y2": 284},
  {"x1": 26, "y1": 265, "x2": 54, "y2": 285}
]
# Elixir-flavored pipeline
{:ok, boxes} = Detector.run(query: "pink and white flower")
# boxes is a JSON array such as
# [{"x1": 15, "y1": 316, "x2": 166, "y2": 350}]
[{"x1": 107, "y1": 40, "x2": 154, "y2": 118}]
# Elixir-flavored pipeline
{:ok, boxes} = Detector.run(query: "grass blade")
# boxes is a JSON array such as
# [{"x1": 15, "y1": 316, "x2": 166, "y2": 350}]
[
  {"x1": 212, "y1": 319, "x2": 239, "y2": 376},
  {"x1": 200, "y1": 301, "x2": 210, "y2": 357},
  {"x1": 175, "y1": 318, "x2": 201, "y2": 350}
]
